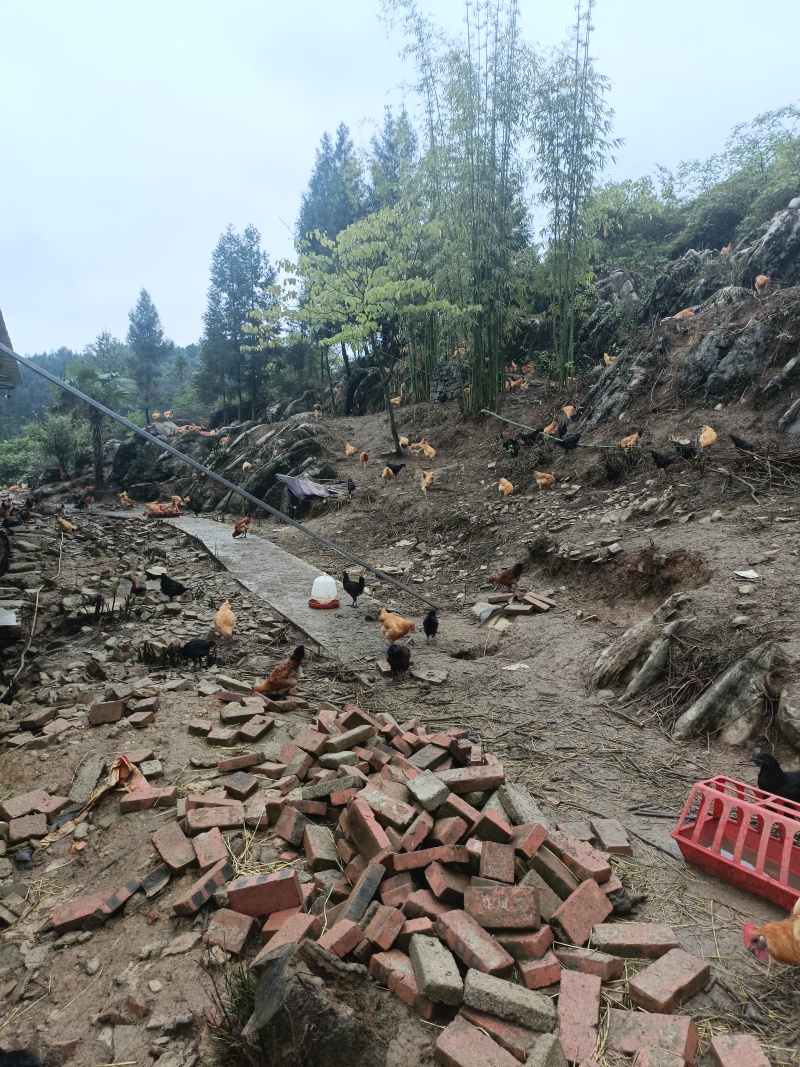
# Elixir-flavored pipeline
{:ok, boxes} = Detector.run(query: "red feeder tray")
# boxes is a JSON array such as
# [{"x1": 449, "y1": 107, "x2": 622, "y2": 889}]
[{"x1": 671, "y1": 775, "x2": 800, "y2": 911}]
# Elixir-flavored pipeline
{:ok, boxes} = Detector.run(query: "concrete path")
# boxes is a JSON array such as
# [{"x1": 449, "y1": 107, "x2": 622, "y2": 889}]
[{"x1": 166, "y1": 516, "x2": 384, "y2": 663}]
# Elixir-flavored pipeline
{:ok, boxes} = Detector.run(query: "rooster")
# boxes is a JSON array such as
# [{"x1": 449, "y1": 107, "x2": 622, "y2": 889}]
[
  {"x1": 233, "y1": 516, "x2": 252, "y2": 539},
  {"x1": 253, "y1": 645, "x2": 305, "y2": 695},
  {"x1": 489, "y1": 562, "x2": 524, "y2": 589},
  {"x1": 534, "y1": 472, "x2": 556, "y2": 490},
  {"x1": 345, "y1": 443, "x2": 357, "y2": 460},
  {"x1": 744, "y1": 897, "x2": 800, "y2": 966},
  {"x1": 379, "y1": 608, "x2": 416, "y2": 644},
  {"x1": 498, "y1": 478, "x2": 513, "y2": 497},
  {"x1": 214, "y1": 600, "x2": 236, "y2": 638}
]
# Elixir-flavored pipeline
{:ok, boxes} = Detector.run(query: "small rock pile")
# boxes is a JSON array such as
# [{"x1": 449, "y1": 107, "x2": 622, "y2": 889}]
[{"x1": 31, "y1": 694, "x2": 758, "y2": 1067}]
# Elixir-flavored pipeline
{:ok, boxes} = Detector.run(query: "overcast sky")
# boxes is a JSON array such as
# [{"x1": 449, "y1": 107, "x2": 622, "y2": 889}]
[{"x1": 2, "y1": 0, "x2": 798, "y2": 357}]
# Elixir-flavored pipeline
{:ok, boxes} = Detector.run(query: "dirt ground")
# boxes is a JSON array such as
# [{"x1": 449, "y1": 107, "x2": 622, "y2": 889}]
[{"x1": 2, "y1": 312, "x2": 800, "y2": 1064}]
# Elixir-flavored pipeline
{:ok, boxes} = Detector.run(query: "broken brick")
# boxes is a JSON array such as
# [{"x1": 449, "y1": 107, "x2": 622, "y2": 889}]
[
  {"x1": 227, "y1": 870, "x2": 303, "y2": 917},
  {"x1": 8, "y1": 812, "x2": 47, "y2": 843},
  {"x1": 709, "y1": 1034, "x2": 772, "y2": 1067},
  {"x1": 591, "y1": 923, "x2": 680, "y2": 959},
  {"x1": 120, "y1": 785, "x2": 177, "y2": 812},
  {"x1": 605, "y1": 1009, "x2": 698, "y2": 1064},
  {"x1": 458, "y1": 1007, "x2": 540, "y2": 1062},
  {"x1": 216, "y1": 751, "x2": 261, "y2": 773},
  {"x1": 426, "y1": 861, "x2": 470, "y2": 902},
  {"x1": 379, "y1": 871, "x2": 417, "y2": 908},
  {"x1": 127, "y1": 710, "x2": 154, "y2": 728},
  {"x1": 364, "y1": 905, "x2": 405, "y2": 950},
  {"x1": 628, "y1": 948, "x2": 711, "y2": 1013},
  {"x1": 203, "y1": 908, "x2": 257, "y2": 955},
  {"x1": 551, "y1": 879, "x2": 613, "y2": 946},
  {"x1": 303, "y1": 822, "x2": 339, "y2": 872},
  {"x1": 557, "y1": 970, "x2": 601, "y2": 1062},
  {"x1": 171, "y1": 858, "x2": 234, "y2": 916},
  {"x1": 393, "y1": 845, "x2": 470, "y2": 872},
  {"x1": 518, "y1": 951, "x2": 562, "y2": 990},
  {"x1": 510, "y1": 823, "x2": 548, "y2": 860},
  {"x1": 402, "y1": 811, "x2": 434, "y2": 852},
  {"x1": 397, "y1": 916, "x2": 435, "y2": 950},
  {"x1": 470, "y1": 809, "x2": 514, "y2": 844},
  {"x1": 151, "y1": 821, "x2": 196, "y2": 874},
  {"x1": 318, "y1": 918, "x2": 364, "y2": 957},
  {"x1": 222, "y1": 771, "x2": 259, "y2": 799},
  {"x1": 495, "y1": 927, "x2": 553, "y2": 961},
  {"x1": 0, "y1": 788, "x2": 51, "y2": 821},
  {"x1": 554, "y1": 946, "x2": 624, "y2": 981},
  {"x1": 193, "y1": 827, "x2": 228, "y2": 871},
  {"x1": 590, "y1": 818, "x2": 632, "y2": 856}
]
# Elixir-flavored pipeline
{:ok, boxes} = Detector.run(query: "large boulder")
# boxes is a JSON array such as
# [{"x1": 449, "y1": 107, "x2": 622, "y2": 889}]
[
  {"x1": 677, "y1": 320, "x2": 766, "y2": 397},
  {"x1": 740, "y1": 196, "x2": 800, "y2": 286},
  {"x1": 593, "y1": 592, "x2": 695, "y2": 693},
  {"x1": 777, "y1": 682, "x2": 800, "y2": 750}
]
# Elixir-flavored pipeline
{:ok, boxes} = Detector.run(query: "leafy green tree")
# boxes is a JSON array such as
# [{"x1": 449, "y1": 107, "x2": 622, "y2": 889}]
[
  {"x1": 85, "y1": 330, "x2": 131, "y2": 375},
  {"x1": 199, "y1": 225, "x2": 277, "y2": 421},
  {"x1": 126, "y1": 290, "x2": 173, "y2": 423},
  {"x1": 27, "y1": 414, "x2": 85, "y2": 475},
  {"x1": 60, "y1": 364, "x2": 136, "y2": 487}
]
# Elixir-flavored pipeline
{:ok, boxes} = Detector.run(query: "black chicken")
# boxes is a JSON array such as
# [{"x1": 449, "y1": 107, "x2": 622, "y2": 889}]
[
  {"x1": 730, "y1": 433, "x2": 756, "y2": 453},
  {"x1": 342, "y1": 571, "x2": 366, "y2": 607},
  {"x1": 519, "y1": 430, "x2": 542, "y2": 446},
  {"x1": 423, "y1": 609, "x2": 439, "y2": 643},
  {"x1": 178, "y1": 638, "x2": 217, "y2": 669},
  {"x1": 185, "y1": 499, "x2": 203, "y2": 516},
  {"x1": 553, "y1": 433, "x2": 581, "y2": 452},
  {"x1": 160, "y1": 573, "x2": 187, "y2": 600},
  {"x1": 673, "y1": 441, "x2": 697, "y2": 460},
  {"x1": 387, "y1": 643, "x2": 411, "y2": 678},
  {"x1": 651, "y1": 450, "x2": 676, "y2": 470},
  {"x1": 435, "y1": 391, "x2": 447, "y2": 403},
  {"x1": 0, "y1": 1050, "x2": 43, "y2": 1067},
  {"x1": 385, "y1": 463, "x2": 406, "y2": 477},
  {"x1": 750, "y1": 749, "x2": 800, "y2": 803},
  {"x1": 347, "y1": 478, "x2": 356, "y2": 497},
  {"x1": 556, "y1": 419, "x2": 570, "y2": 439},
  {"x1": 502, "y1": 438, "x2": 520, "y2": 457},
  {"x1": 604, "y1": 459, "x2": 624, "y2": 483}
]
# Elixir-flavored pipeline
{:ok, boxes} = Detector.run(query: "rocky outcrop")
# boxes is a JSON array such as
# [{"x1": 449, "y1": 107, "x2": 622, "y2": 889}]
[
  {"x1": 638, "y1": 249, "x2": 719, "y2": 323},
  {"x1": 677, "y1": 320, "x2": 767, "y2": 397},
  {"x1": 741, "y1": 197, "x2": 800, "y2": 286},
  {"x1": 593, "y1": 592, "x2": 695, "y2": 694},
  {"x1": 778, "y1": 682, "x2": 800, "y2": 750}
]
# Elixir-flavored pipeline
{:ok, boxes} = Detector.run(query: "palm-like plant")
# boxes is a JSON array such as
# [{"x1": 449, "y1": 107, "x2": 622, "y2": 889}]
[{"x1": 60, "y1": 363, "x2": 136, "y2": 487}]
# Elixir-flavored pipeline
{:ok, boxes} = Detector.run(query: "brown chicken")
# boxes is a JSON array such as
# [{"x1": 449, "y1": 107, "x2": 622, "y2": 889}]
[
  {"x1": 253, "y1": 645, "x2": 305, "y2": 695},
  {"x1": 489, "y1": 561, "x2": 524, "y2": 588},
  {"x1": 543, "y1": 420, "x2": 558, "y2": 436},
  {"x1": 409, "y1": 438, "x2": 427, "y2": 452},
  {"x1": 618, "y1": 431, "x2": 640, "y2": 448},
  {"x1": 214, "y1": 600, "x2": 236, "y2": 638},
  {"x1": 603, "y1": 352, "x2": 615, "y2": 365},
  {"x1": 399, "y1": 436, "x2": 409, "y2": 448},
  {"x1": 755, "y1": 274, "x2": 771, "y2": 296},
  {"x1": 345, "y1": 443, "x2": 357, "y2": 459},
  {"x1": 534, "y1": 471, "x2": 557, "y2": 490},
  {"x1": 498, "y1": 477, "x2": 513, "y2": 497},
  {"x1": 674, "y1": 308, "x2": 695, "y2": 319},
  {"x1": 118, "y1": 490, "x2": 135, "y2": 509},
  {"x1": 56, "y1": 516, "x2": 74, "y2": 535},
  {"x1": 744, "y1": 897, "x2": 800, "y2": 966},
  {"x1": 379, "y1": 608, "x2": 416, "y2": 644},
  {"x1": 233, "y1": 516, "x2": 252, "y2": 538},
  {"x1": 720, "y1": 243, "x2": 732, "y2": 255},
  {"x1": 561, "y1": 405, "x2": 577, "y2": 418},
  {"x1": 698, "y1": 425, "x2": 717, "y2": 449},
  {"x1": 360, "y1": 451, "x2": 369, "y2": 466},
  {"x1": 422, "y1": 444, "x2": 436, "y2": 460},
  {"x1": 242, "y1": 461, "x2": 252, "y2": 470},
  {"x1": 420, "y1": 470, "x2": 435, "y2": 496}
]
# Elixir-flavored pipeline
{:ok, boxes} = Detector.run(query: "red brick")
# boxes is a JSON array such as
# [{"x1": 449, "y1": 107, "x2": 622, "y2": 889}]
[
  {"x1": 458, "y1": 1008, "x2": 540, "y2": 1062},
  {"x1": 223, "y1": 771, "x2": 259, "y2": 799},
  {"x1": 171, "y1": 858, "x2": 234, "y2": 916},
  {"x1": 479, "y1": 842, "x2": 515, "y2": 884},
  {"x1": 318, "y1": 918, "x2": 364, "y2": 957},
  {"x1": 255, "y1": 912, "x2": 323, "y2": 959},
  {"x1": 426, "y1": 861, "x2": 470, "y2": 902},
  {"x1": 254, "y1": 761, "x2": 288, "y2": 779},
  {"x1": 545, "y1": 830, "x2": 612, "y2": 884},
  {"x1": 386, "y1": 962, "x2": 436, "y2": 1020},
  {"x1": 8, "y1": 812, "x2": 47, "y2": 843},
  {"x1": 245, "y1": 791, "x2": 275, "y2": 829},
  {"x1": 529, "y1": 846, "x2": 580, "y2": 899},
  {"x1": 397, "y1": 916, "x2": 435, "y2": 950},
  {"x1": 303, "y1": 823, "x2": 339, "y2": 872},
  {"x1": 602, "y1": 873, "x2": 624, "y2": 897},
  {"x1": 238, "y1": 716, "x2": 275, "y2": 743},
  {"x1": 0, "y1": 788, "x2": 51, "y2": 821},
  {"x1": 262, "y1": 906, "x2": 300, "y2": 939},
  {"x1": 345, "y1": 855, "x2": 368, "y2": 883},
  {"x1": 403, "y1": 889, "x2": 453, "y2": 921},
  {"x1": 347, "y1": 798, "x2": 392, "y2": 862},
  {"x1": 435, "y1": 765, "x2": 505, "y2": 794},
  {"x1": 293, "y1": 728, "x2": 328, "y2": 756},
  {"x1": 519, "y1": 951, "x2": 562, "y2": 990},
  {"x1": 551, "y1": 879, "x2": 613, "y2": 946},
  {"x1": 188, "y1": 716, "x2": 212, "y2": 735},
  {"x1": 558, "y1": 970, "x2": 601, "y2": 1062},
  {"x1": 632, "y1": 1047, "x2": 688, "y2": 1066},
  {"x1": 590, "y1": 818, "x2": 632, "y2": 856},
  {"x1": 430, "y1": 816, "x2": 467, "y2": 846},
  {"x1": 393, "y1": 845, "x2": 469, "y2": 872},
  {"x1": 495, "y1": 926, "x2": 552, "y2": 961},
  {"x1": 463, "y1": 886, "x2": 539, "y2": 930},
  {"x1": 470, "y1": 809, "x2": 513, "y2": 843},
  {"x1": 217, "y1": 751, "x2": 261, "y2": 772},
  {"x1": 52, "y1": 890, "x2": 112, "y2": 934},
  {"x1": 36, "y1": 794, "x2": 70, "y2": 819},
  {"x1": 438, "y1": 794, "x2": 482, "y2": 826},
  {"x1": 89, "y1": 699, "x2": 126, "y2": 724},
  {"x1": 185, "y1": 806, "x2": 244, "y2": 834},
  {"x1": 151, "y1": 821, "x2": 196, "y2": 873},
  {"x1": 120, "y1": 785, "x2": 177, "y2": 812},
  {"x1": 285, "y1": 752, "x2": 314, "y2": 780},
  {"x1": 127, "y1": 710, "x2": 154, "y2": 728},
  {"x1": 436, "y1": 909, "x2": 514, "y2": 976},
  {"x1": 435, "y1": 1014, "x2": 519, "y2": 1067},
  {"x1": 203, "y1": 908, "x2": 257, "y2": 954},
  {"x1": 364, "y1": 905, "x2": 405, "y2": 950},
  {"x1": 554, "y1": 946, "x2": 624, "y2": 981},
  {"x1": 590, "y1": 923, "x2": 680, "y2": 959},
  {"x1": 510, "y1": 823, "x2": 548, "y2": 860},
  {"x1": 185, "y1": 792, "x2": 240, "y2": 810},
  {"x1": 327, "y1": 724, "x2": 376, "y2": 751},
  {"x1": 628, "y1": 948, "x2": 710, "y2": 1014},
  {"x1": 378, "y1": 871, "x2": 416, "y2": 907},
  {"x1": 519, "y1": 869, "x2": 561, "y2": 923},
  {"x1": 709, "y1": 1034, "x2": 772, "y2": 1067},
  {"x1": 605, "y1": 1009, "x2": 698, "y2": 1064},
  {"x1": 193, "y1": 827, "x2": 228, "y2": 870},
  {"x1": 227, "y1": 870, "x2": 303, "y2": 917},
  {"x1": 402, "y1": 811, "x2": 434, "y2": 852}
]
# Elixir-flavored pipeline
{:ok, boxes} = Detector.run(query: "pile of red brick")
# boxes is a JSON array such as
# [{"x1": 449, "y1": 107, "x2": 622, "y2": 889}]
[{"x1": 44, "y1": 700, "x2": 770, "y2": 1067}]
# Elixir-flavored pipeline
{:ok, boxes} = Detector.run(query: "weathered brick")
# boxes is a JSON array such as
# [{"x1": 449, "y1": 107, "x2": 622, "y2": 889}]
[
  {"x1": 397, "y1": 916, "x2": 434, "y2": 950},
  {"x1": 479, "y1": 842, "x2": 515, "y2": 884},
  {"x1": 89, "y1": 699, "x2": 125, "y2": 725},
  {"x1": 510, "y1": 822, "x2": 548, "y2": 860},
  {"x1": 185, "y1": 792, "x2": 240, "y2": 810},
  {"x1": 193, "y1": 827, "x2": 228, "y2": 870},
  {"x1": 347, "y1": 797, "x2": 392, "y2": 861},
  {"x1": 303, "y1": 823, "x2": 339, "y2": 872},
  {"x1": 378, "y1": 871, "x2": 416, "y2": 907},
  {"x1": 427, "y1": 861, "x2": 470, "y2": 902},
  {"x1": 518, "y1": 951, "x2": 562, "y2": 990},
  {"x1": 120, "y1": 785, "x2": 177, "y2": 812},
  {"x1": 184, "y1": 805, "x2": 243, "y2": 834},
  {"x1": 171, "y1": 858, "x2": 234, "y2": 916},
  {"x1": 529, "y1": 846, "x2": 580, "y2": 899},
  {"x1": 591, "y1": 923, "x2": 680, "y2": 959},
  {"x1": 223, "y1": 771, "x2": 259, "y2": 799},
  {"x1": 127, "y1": 710, "x2": 154, "y2": 728},
  {"x1": 519, "y1": 869, "x2": 563, "y2": 924},
  {"x1": 408, "y1": 743, "x2": 450, "y2": 771},
  {"x1": 151, "y1": 821, "x2": 196, "y2": 873},
  {"x1": 406, "y1": 770, "x2": 450, "y2": 812},
  {"x1": 430, "y1": 816, "x2": 468, "y2": 846},
  {"x1": 462, "y1": 969, "x2": 556, "y2": 1032},
  {"x1": 402, "y1": 810, "x2": 434, "y2": 852},
  {"x1": 436, "y1": 909, "x2": 514, "y2": 976},
  {"x1": 438, "y1": 793, "x2": 482, "y2": 825},
  {"x1": 590, "y1": 818, "x2": 632, "y2": 856},
  {"x1": 409, "y1": 933, "x2": 464, "y2": 1005},
  {"x1": 393, "y1": 845, "x2": 470, "y2": 872},
  {"x1": 203, "y1": 908, "x2": 257, "y2": 954},
  {"x1": 52, "y1": 890, "x2": 111, "y2": 934},
  {"x1": 0, "y1": 788, "x2": 51, "y2": 821},
  {"x1": 458, "y1": 1008, "x2": 540, "y2": 1063},
  {"x1": 364, "y1": 905, "x2": 405, "y2": 950},
  {"x1": 632, "y1": 1048, "x2": 687, "y2": 1067},
  {"x1": 435, "y1": 1014, "x2": 519, "y2": 1067},
  {"x1": 326, "y1": 724, "x2": 376, "y2": 751},
  {"x1": 188, "y1": 717, "x2": 212, "y2": 735},
  {"x1": 606, "y1": 1010, "x2": 698, "y2": 1064},
  {"x1": 464, "y1": 886, "x2": 539, "y2": 930},
  {"x1": 293, "y1": 728, "x2": 329, "y2": 756},
  {"x1": 36, "y1": 794, "x2": 70, "y2": 819},
  {"x1": 341, "y1": 861, "x2": 386, "y2": 922},
  {"x1": 554, "y1": 946, "x2": 624, "y2": 981},
  {"x1": 628, "y1": 948, "x2": 710, "y2": 1014},
  {"x1": 436, "y1": 765, "x2": 505, "y2": 794},
  {"x1": 403, "y1": 888, "x2": 453, "y2": 920},
  {"x1": 470, "y1": 809, "x2": 514, "y2": 844},
  {"x1": 709, "y1": 1034, "x2": 772, "y2": 1067},
  {"x1": 525, "y1": 1034, "x2": 569, "y2": 1067},
  {"x1": 227, "y1": 870, "x2": 303, "y2": 917},
  {"x1": 557, "y1": 970, "x2": 601, "y2": 1062},
  {"x1": 318, "y1": 918, "x2": 364, "y2": 957},
  {"x1": 216, "y1": 751, "x2": 261, "y2": 772},
  {"x1": 8, "y1": 812, "x2": 47, "y2": 843},
  {"x1": 545, "y1": 830, "x2": 612, "y2": 884},
  {"x1": 254, "y1": 761, "x2": 288, "y2": 779},
  {"x1": 551, "y1": 879, "x2": 613, "y2": 947},
  {"x1": 495, "y1": 926, "x2": 553, "y2": 961},
  {"x1": 206, "y1": 727, "x2": 238, "y2": 746},
  {"x1": 358, "y1": 785, "x2": 417, "y2": 829}
]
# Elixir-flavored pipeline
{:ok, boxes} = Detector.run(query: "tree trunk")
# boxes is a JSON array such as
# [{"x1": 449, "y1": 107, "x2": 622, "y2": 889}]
[
  {"x1": 340, "y1": 341, "x2": 351, "y2": 377},
  {"x1": 90, "y1": 411, "x2": 105, "y2": 488}
]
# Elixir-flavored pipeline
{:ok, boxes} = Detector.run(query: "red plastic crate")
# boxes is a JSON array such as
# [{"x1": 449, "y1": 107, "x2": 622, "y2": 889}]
[{"x1": 671, "y1": 775, "x2": 800, "y2": 911}]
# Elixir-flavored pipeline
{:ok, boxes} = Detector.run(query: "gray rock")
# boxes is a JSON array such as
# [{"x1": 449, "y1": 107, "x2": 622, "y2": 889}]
[
  {"x1": 525, "y1": 1034, "x2": 568, "y2": 1067},
  {"x1": 409, "y1": 934, "x2": 463, "y2": 1005},
  {"x1": 497, "y1": 784, "x2": 550, "y2": 829},
  {"x1": 706, "y1": 320, "x2": 767, "y2": 396},
  {"x1": 778, "y1": 683, "x2": 800, "y2": 749},
  {"x1": 463, "y1": 969, "x2": 556, "y2": 1031},
  {"x1": 406, "y1": 770, "x2": 449, "y2": 812}
]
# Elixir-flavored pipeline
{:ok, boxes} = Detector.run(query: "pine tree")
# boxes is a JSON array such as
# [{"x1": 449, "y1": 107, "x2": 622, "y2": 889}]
[
  {"x1": 296, "y1": 124, "x2": 368, "y2": 247},
  {"x1": 126, "y1": 290, "x2": 173, "y2": 423},
  {"x1": 369, "y1": 107, "x2": 418, "y2": 209}
]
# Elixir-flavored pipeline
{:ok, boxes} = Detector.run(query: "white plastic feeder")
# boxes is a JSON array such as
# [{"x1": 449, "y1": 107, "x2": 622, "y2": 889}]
[{"x1": 310, "y1": 573, "x2": 337, "y2": 604}]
